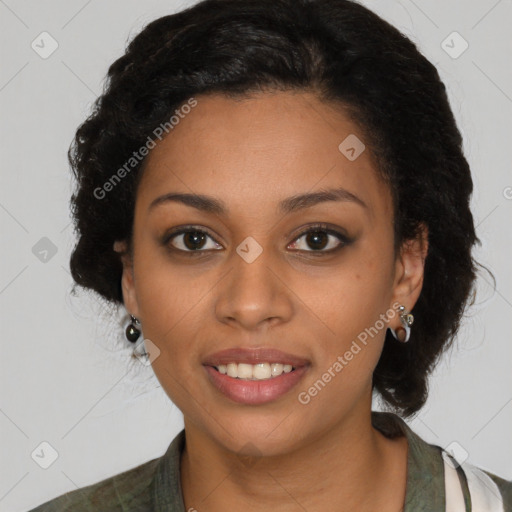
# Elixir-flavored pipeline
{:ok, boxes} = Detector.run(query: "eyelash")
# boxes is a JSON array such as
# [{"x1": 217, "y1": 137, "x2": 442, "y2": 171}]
[{"x1": 162, "y1": 223, "x2": 352, "y2": 257}]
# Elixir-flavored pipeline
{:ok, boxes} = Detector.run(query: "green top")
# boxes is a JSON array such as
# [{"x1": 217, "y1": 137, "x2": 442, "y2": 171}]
[{"x1": 29, "y1": 411, "x2": 512, "y2": 511}]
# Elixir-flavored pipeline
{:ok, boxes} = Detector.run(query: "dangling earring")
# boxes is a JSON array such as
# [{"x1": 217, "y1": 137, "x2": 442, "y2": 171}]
[
  {"x1": 125, "y1": 314, "x2": 141, "y2": 343},
  {"x1": 390, "y1": 305, "x2": 414, "y2": 343}
]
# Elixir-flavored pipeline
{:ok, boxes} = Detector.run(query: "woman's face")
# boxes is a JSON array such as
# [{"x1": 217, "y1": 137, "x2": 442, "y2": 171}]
[{"x1": 120, "y1": 91, "x2": 425, "y2": 455}]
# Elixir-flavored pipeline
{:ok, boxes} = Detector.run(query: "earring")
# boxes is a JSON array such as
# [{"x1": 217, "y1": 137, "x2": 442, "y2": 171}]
[
  {"x1": 125, "y1": 314, "x2": 141, "y2": 343},
  {"x1": 390, "y1": 305, "x2": 414, "y2": 343}
]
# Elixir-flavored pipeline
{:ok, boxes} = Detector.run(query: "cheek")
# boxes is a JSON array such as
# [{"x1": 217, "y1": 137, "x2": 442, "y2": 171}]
[
  {"x1": 295, "y1": 252, "x2": 392, "y2": 341},
  {"x1": 294, "y1": 302, "x2": 387, "y2": 425},
  {"x1": 135, "y1": 266, "x2": 206, "y2": 415},
  {"x1": 132, "y1": 254, "x2": 206, "y2": 379},
  {"x1": 292, "y1": 249, "x2": 393, "y2": 396},
  {"x1": 133, "y1": 244, "x2": 205, "y2": 330}
]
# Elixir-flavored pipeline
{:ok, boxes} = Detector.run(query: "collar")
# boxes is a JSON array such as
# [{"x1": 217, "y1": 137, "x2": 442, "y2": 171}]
[
  {"x1": 372, "y1": 411, "x2": 446, "y2": 511},
  {"x1": 151, "y1": 428, "x2": 186, "y2": 511}
]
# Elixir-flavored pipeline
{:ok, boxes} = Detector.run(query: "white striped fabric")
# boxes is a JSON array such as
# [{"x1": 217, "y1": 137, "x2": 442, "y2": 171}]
[
  {"x1": 463, "y1": 463, "x2": 505, "y2": 512},
  {"x1": 443, "y1": 451, "x2": 467, "y2": 511},
  {"x1": 443, "y1": 450, "x2": 505, "y2": 512}
]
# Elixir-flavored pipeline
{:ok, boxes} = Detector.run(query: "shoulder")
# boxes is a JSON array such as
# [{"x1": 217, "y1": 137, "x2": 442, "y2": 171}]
[
  {"x1": 372, "y1": 411, "x2": 512, "y2": 510},
  {"x1": 27, "y1": 456, "x2": 161, "y2": 512},
  {"x1": 462, "y1": 463, "x2": 512, "y2": 511}
]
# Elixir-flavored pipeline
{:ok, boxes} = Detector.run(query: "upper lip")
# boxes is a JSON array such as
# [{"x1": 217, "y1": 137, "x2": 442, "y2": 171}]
[{"x1": 203, "y1": 348, "x2": 310, "y2": 367}]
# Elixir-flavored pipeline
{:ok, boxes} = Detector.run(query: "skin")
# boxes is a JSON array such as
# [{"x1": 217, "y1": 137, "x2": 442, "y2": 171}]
[{"x1": 116, "y1": 90, "x2": 428, "y2": 511}]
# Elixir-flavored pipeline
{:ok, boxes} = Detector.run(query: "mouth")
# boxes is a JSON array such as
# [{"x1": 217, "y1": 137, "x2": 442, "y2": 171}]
[
  {"x1": 212, "y1": 362, "x2": 296, "y2": 380},
  {"x1": 202, "y1": 347, "x2": 310, "y2": 405}
]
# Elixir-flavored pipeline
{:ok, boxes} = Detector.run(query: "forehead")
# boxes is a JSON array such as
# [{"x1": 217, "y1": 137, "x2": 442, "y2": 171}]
[{"x1": 136, "y1": 91, "x2": 392, "y2": 222}]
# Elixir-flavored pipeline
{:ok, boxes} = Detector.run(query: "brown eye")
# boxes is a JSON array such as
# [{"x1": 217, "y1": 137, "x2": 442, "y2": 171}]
[
  {"x1": 305, "y1": 230, "x2": 330, "y2": 250},
  {"x1": 164, "y1": 227, "x2": 223, "y2": 253},
  {"x1": 288, "y1": 226, "x2": 349, "y2": 253},
  {"x1": 181, "y1": 231, "x2": 207, "y2": 250}
]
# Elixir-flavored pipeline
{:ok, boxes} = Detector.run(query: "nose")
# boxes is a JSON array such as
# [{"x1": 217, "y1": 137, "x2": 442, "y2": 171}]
[{"x1": 214, "y1": 244, "x2": 294, "y2": 331}]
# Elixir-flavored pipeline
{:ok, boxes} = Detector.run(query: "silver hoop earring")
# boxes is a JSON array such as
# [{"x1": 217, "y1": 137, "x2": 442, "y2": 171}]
[{"x1": 390, "y1": 305, "x2": 414, "y2": 343}]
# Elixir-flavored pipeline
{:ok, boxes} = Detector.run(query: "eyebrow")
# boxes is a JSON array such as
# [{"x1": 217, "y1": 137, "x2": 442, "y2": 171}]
[{"x1": 148, "y1": 187, "x2": 368, "y2": 215}]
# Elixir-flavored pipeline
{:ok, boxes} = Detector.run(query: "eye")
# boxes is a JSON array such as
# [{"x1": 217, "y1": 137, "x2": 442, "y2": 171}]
[
  {"x1": 164, "y1": 226, "x2": 223, "y2": 253},
  {"x1": 288, "y1": 224, "x2": 350, "y2": 253},
  {"x1": 162, "y1": 223, "x2": 351, "y2": 256}
]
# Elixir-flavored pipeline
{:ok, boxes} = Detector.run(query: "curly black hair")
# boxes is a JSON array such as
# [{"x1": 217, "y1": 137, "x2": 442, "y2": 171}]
[{"x1": 68, "y1": 0, "x2": 481, "y2": 418}]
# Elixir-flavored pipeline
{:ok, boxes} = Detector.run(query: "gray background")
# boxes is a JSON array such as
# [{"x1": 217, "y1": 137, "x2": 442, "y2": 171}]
[{"x1": 1, "y1": 0, "x2": 511, "y2": 510}]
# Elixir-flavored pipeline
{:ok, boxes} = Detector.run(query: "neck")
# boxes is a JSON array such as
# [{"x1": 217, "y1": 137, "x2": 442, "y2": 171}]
[{"x1": 180, "y1": 405, "x2": 408, "y2": 511}]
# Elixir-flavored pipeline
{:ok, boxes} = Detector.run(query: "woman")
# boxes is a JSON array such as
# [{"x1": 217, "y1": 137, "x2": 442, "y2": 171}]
[{"x1": 30, "y1": 0, "x2": 511, "y2": 510}]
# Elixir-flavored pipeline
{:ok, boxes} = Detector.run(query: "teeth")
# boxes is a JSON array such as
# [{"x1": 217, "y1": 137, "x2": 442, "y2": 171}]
[
  {"x1": 215, "y1": 362, "x2": 295, "y2": 380},
  {"x1": 271, "y1": 363, "x2": 283, "y2": 376},
  {"x1": 238, "y1": 363, "x2": 253, "y2": 379},
  {"x1": 227, "y1": 363, "x2": 237, "y2": 378}
]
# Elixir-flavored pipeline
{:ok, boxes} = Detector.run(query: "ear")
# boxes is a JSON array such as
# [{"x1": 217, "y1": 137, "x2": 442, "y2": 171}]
[
  {"x1": 390, "y1": 223, "x2": 429, "y2": 315},
  {"x1": 113, "y1": 240, "x2": 140, "y2": 318}
]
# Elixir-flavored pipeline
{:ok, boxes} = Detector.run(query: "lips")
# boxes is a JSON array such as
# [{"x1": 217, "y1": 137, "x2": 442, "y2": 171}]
[
  {"x1": 202, "y1": 347, "x2": 310, "y2": 405},
  {"x1": 202, "y1": 347, "x2": 310, "y2": 367}
]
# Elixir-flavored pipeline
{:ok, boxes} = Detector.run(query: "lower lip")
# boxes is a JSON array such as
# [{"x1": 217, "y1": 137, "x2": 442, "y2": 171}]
[{"x1": 204, "y1": 365, "x2": 309, "y2": 405}]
